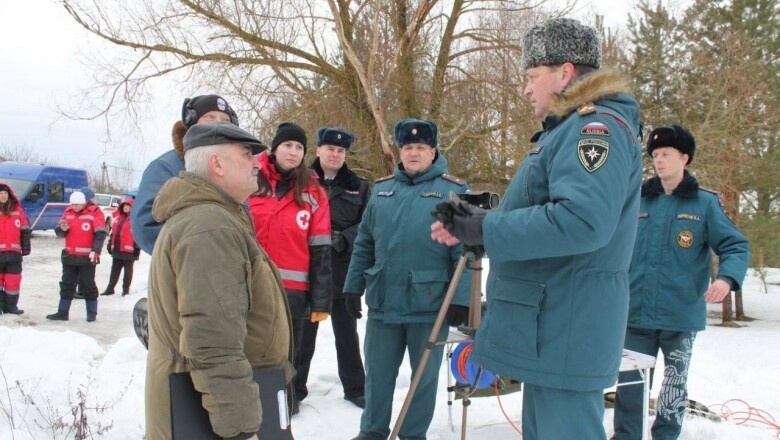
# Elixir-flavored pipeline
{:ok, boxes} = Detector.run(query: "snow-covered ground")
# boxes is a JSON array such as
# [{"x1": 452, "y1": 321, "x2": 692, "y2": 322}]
[{"x1": 1, "y1": 232, "x2": 778, "y2": 439}]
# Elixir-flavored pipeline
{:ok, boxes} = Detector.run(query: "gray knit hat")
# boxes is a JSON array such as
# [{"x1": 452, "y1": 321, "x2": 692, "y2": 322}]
[{"x1": 520, "y1": 18, "x2": 602, "y2": 70}]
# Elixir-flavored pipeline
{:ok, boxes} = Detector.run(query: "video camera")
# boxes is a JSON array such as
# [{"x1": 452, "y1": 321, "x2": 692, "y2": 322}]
[{"x1": 456, "y1": 190, "x2": 500, "y2": 210}]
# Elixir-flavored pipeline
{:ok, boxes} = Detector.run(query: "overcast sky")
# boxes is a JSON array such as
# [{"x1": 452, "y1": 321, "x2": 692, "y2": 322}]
[{"x1": 0, "y1": 0, "x2": 639, "y2": 187}]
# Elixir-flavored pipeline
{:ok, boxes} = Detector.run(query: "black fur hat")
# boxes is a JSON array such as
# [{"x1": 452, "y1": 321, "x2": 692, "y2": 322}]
[
  {"x1": 647, "y1": 125, "x2": 696, "y2": 164},
  {"x1": 271, "y1": 122, "x2": 308, "y2": 153},
  {"x1": 394, "y1": 118, "x2": 438, "y2": 148},
  {"x1": 520, "y1": 18, "x2": 601, "y2": 70},
  {"x1": 316, "y1": 127, "x2": 354, "y2": 150}
]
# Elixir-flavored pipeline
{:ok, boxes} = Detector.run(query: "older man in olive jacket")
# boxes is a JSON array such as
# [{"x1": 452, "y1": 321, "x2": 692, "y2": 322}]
[{"x1": 145, "y1": 122, "x2": 293, "y2": 440}]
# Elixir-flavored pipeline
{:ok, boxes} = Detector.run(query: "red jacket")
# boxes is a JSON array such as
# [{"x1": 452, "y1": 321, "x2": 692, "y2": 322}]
[
  {"x1": 0, "y1": 183, "x2": 30, "y2": 257},
  {"x1": 248, "y1": 153, "x2": 332, "y2": 314},
  {"x1": 108, "y1": 199, "x2": 139, "y2": 259},
  {"x1": 60, "y1": 204, "x2": 108, "y2": 256}
]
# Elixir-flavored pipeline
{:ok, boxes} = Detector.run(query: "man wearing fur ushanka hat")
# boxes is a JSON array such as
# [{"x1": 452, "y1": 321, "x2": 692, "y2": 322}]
[
  {"x1": 132, "y1": 94, "x2": 240, "y2": 254},
  {"x1": 431, "y1": 17, "x2": 644, "y2": 439}
]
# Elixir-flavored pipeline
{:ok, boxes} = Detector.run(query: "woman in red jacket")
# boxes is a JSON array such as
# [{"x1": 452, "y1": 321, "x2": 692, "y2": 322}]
[
  {"x1": 0, "y1": 183, "x2": 31, "y2": 315},
  {"x1": 248, "y1": 122, "x2": 332, "y2": 414},
  {"x1": 101, "y1": 198, "x2": 140, "y2": 296}
]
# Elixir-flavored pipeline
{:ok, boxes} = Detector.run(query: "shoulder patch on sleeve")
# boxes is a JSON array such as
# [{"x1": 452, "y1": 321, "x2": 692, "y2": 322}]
[
  {"x1": 577, "y1": 138, "x2": 610, "y2": 173},
  {"x1": 577, "y1": 102, "x2": 596, "y2": 115},
  {"x1": 441, "y1": 174, "x2": 467, "y2": 186},
  {"x1": 581, "y1": 121, "x2": 610, "y2": 136},
  {"x1": 374, "y1": 174, "x2": 395, "y2": 183}
]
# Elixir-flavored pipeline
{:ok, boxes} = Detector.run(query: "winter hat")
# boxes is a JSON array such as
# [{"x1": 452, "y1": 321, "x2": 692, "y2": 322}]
[
  {"x1": 181, "y1": 94, "x2": 239, "y2": 128},
  {"x1": 394, "y1": 118, "x2": 438, "y2": 148},
  {"x1": 80, "y1": 187, "x2": 96, "y2": 201},
  {"x1": 646, "y1": 125, "x2": 696, "y2": 164},
  {"x1": 271, "y1": 122, "x2": 308, "y2": 153},
  {"x1": 183, "y1": 121, "x2": 268, "y2": 154},
  {"x1": 0, "y1": 183, "x2": 10, "y2": 194},
  {"x1": 316, "y1": 127, "x2": 354, "y2": 150},
  {"x1": 520, "y1": 18, "x2": 602, "y2": 70},
  {"x1": 70, "y1": 191, "x2": 86, "y2": 204}
]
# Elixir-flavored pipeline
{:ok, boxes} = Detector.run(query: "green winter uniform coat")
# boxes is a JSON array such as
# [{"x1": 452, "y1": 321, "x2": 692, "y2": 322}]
[
  {"x1": 145, "y1": 173, "x2": 293, "y2": 440},
  {"x1": 471, "y1": 70, "x2": 644, "y2": 391},
  {"x1": 343, "y1": 154, "x2": 472, "y2": 323},
  {"x1": 629, "y1": 172, "x2": 749, "y2": 332}
]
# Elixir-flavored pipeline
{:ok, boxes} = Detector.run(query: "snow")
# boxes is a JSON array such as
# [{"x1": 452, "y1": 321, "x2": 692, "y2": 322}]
[{"x1": 1, "y1": 233, "x2": 779, "y2": 439}]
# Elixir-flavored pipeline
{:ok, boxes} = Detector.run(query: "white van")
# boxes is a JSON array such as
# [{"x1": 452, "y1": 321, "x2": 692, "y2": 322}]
[{"x1": 95, "y1": 193, "x2": 123, "y2": 231}]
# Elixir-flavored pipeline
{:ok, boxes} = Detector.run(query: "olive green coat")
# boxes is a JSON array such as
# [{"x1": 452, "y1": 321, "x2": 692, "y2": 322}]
[{"x1": 145, "y1": 173, "x2": 293, "y2": 440}]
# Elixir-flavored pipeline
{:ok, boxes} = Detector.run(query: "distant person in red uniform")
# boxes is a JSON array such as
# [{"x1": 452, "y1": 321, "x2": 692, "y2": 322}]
[
  {"x1": 46, "y1": 191, "x2": 108, "y2": 322},
  {"x1": 248, "y1": 122, "x2": 332, "y2": 414},
  {"x1": 101, "y1": 198, "x2": 140, "y2": 296},
  {"x1": 0, "y1": 183, "x2": 31, "y2": 315}
]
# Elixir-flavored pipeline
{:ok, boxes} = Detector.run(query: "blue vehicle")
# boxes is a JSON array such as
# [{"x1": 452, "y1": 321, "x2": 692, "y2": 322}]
[{"x1": 0, "y1": 162, "x2": 89, "y2": 231}]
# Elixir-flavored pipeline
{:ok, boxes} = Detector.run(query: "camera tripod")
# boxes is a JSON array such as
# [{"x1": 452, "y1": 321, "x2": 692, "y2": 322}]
[{"x1": 389, "y1": 247, "x2": 488, "y2": 440}]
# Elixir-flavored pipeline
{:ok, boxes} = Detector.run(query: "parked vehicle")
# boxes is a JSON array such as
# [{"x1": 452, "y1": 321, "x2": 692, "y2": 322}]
[
  {"x1": 95, "y1": 193, "x2": 122, "y2": 231},
  {"x1": 0, "y1": 162, "x2": 88, "y2": 231}
]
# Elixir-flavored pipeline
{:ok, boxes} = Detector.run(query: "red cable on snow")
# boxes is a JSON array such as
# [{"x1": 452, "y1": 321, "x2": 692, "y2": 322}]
[
  {"x1": 493, "y1": 381, "x2": 523, "y2": 437},
  {"x1": 708, "y1": 399, "x2": 780, "y2": 439}
]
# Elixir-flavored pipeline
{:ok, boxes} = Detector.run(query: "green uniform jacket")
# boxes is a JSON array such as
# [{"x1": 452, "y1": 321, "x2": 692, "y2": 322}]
[
  {"x1": 629, "y1": 172, "x2": 749, "y2": 331},
  {"x1": 145, "y1": 173, "x2": 293, "y2": 440},
  {"x1": 343, "y1": 154, "x2": 472, "y2": 324},
  {"x1": 471, "y1": 70, "x2": 644, "y2": 391}
]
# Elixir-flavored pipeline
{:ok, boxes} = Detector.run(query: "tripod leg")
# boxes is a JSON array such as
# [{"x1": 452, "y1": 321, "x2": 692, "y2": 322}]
[
  {"x1": 389, "y1": 254, "x2": 469, "y2": 440},
  {"x1": 461, "y1": 394, "x2": 470, "y2": 440},
  {"x1": 448, "y1": 345, "x2": 455, "y2": 432},
  {"x1": 468, "y1": 257, "x2": 483, "y2": 330}
]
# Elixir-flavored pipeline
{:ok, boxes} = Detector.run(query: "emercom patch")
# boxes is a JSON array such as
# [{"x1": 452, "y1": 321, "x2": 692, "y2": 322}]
[{"x1": 577, "y1": 138, "x2": 610, "y2": 173}]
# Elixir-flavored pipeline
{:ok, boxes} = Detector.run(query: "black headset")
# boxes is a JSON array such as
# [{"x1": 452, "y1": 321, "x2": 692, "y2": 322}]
[{"x1": 182, "y1": 97, "x2": 239, "y2": 127}]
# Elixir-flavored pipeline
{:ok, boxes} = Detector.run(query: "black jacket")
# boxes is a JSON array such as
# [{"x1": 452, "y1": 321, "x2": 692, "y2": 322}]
[{"x1": 311, "y1": 158, "x2": 370, "y2": 301}]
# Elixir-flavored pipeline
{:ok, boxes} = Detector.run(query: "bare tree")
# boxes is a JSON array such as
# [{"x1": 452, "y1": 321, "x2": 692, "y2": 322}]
[{"x1": 59, "y1": 0, "x2": 570, "y2": 180}]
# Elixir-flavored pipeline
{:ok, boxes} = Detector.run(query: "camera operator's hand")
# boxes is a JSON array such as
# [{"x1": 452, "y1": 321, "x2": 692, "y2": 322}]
[
  {"x1": 445, "y1": 304, "x2": 470, "y2": 327},
  {"x1": 431, "y1": 193, "x2": 486, "y2": 248}
]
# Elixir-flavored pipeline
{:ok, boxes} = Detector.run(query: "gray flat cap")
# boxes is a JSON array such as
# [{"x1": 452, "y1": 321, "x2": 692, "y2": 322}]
[
  {"x1": 183, "y1": 121, "x2": 267, "y2": 154},
  {"x1": 520, "y1": 18, "x2": 602, "y2": 70}
]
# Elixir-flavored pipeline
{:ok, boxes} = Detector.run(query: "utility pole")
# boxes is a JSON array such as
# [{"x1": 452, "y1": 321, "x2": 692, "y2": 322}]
[{"x1": 101, "y1": 162, "x2": 111, "y2": 192}]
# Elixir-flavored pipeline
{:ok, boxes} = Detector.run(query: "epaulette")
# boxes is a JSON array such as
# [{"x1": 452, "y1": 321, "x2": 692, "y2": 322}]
[
  {"x1": 374, "y1": 175, "x2": 395, "y2": 183},
  {"x1": 699, "y1": 186, "x2": 720, "y2": 196},
  {"x1": 441, "y1": 174, "x2": 467, "y2": 186},
  {"x1": 577, "y1": 102, "x2": 597, "y2": 116}
]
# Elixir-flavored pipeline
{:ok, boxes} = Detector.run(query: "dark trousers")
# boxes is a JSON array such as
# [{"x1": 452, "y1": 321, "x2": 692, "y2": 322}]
[
  {"x1": 105, "y1": 258, "x2": 135, "y2": 293},
  {"x1": 295, "y1": 298, "x2": 366, "y2": 401},
  {"x1": 614, "y1": 328, "x2": 696, "y2": 440},
  {"x1": 60, "y1": 264, "x2": 98, "y2": 301},
  {"x1": 291, "y1": 316, "x2": 307, "y2": 401}
]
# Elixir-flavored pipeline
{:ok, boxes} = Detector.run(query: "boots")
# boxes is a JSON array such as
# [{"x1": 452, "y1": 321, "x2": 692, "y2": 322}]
[
  {"x1": 100, "y1": 289, "x2": 115, "y2": 296},
  {"x1": 121, "y1": 290, "x2": 130, "y2": 296},
  {"x1": 86, "y1": 300, "x2": 98, "y2": 322},
  {"x1": 46, "y1": 299, "x2": 72, "y2": 321},
  {"x1": 0, "y1": 291, "x2": 5, "y2": 316},
  {"x1": 3, "y1": 292, "x2": 24, "y2": 315}
]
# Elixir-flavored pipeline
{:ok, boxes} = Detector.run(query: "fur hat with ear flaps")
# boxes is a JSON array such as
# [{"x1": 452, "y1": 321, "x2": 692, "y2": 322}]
[
  {"x1": 520, "y1": 18, "x2": 602, "y2": 71},
  {"x1": 646, "y1": 125, "x2": 696, "y2": 165}
]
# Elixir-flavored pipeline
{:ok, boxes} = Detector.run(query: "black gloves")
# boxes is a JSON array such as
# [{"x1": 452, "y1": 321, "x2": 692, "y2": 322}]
[
  {"x1": 332, "y1": 230, "x2": 346, "y2": 253},
  {"x1": 345, "y1": 295, "x2": 363, "y2": 319},
  {"x1": 431, "y1": 192, "x2": 487, "y2": 248},
  {"x1": 445, "y1": 304, "x2": 470, "y2": 327}
]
